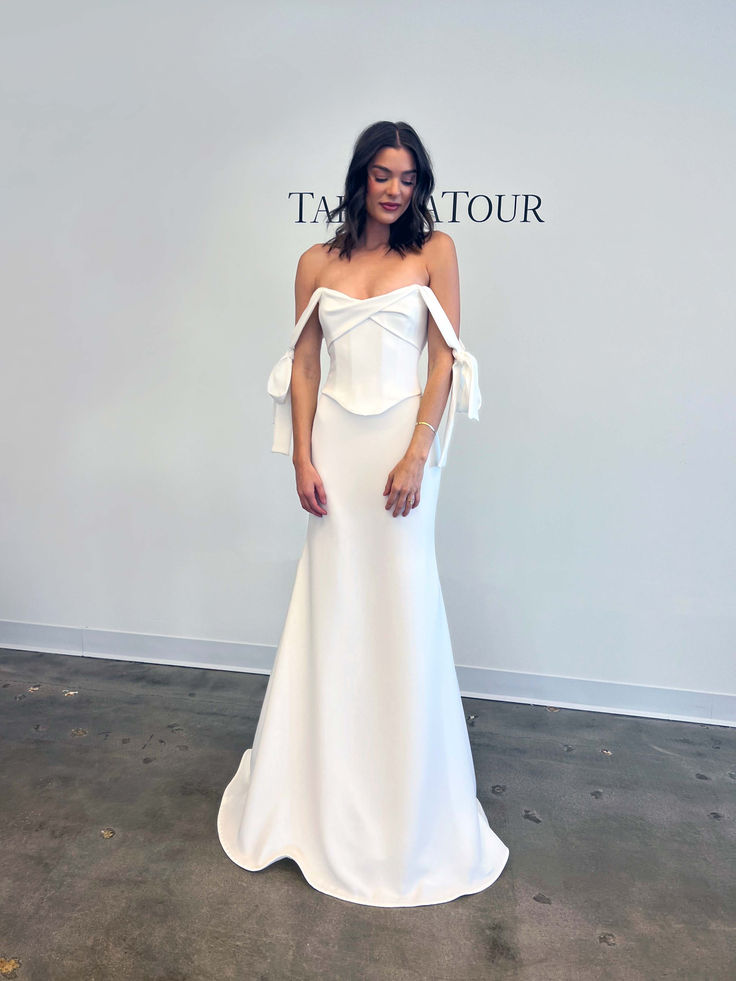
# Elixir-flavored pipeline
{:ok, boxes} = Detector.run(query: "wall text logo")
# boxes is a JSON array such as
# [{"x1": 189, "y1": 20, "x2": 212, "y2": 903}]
[{"x1": 289, "y1": 191, "x2": 544, "y2": 224}]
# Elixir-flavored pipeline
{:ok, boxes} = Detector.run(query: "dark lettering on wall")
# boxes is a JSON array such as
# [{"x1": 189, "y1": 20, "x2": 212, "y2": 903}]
[
  {"x1": 312, "y1": 196, "x2": 334, "y2": 223},
  {"x1": 522, "y1": 195, "x2": 543, "y2": 222},
  {"x1": 426, "y1": 195, "x2": 442, "y2": 224},
  {"x1": 440, "y1": 191, "x2": 470, "y2": 223},
  {"x1": 288, "y1": 192, "x2": 314, "y2": 224},
  {"x1": 468, "y1": 195, "x2": 492, "y2": 222},
  {"x1": 497, "y1": 194, "x2": 519, "y2": 223},
  {"x1": 289, "y1": 190, "x2": 545, "y2": 224}
]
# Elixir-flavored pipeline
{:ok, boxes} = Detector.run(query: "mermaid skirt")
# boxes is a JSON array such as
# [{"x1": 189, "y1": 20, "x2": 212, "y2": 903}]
[{"x1": 217, "y1": 392, "x2": 509, "y2": 906}]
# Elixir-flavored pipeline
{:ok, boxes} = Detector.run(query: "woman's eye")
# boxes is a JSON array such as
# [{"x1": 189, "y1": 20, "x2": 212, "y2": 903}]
[{"x1": 374, "y1": 177, "x2": 415, "y2": 186}]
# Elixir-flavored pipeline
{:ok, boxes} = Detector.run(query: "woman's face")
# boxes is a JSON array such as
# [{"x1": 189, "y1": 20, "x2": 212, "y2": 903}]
[{"x1": 364, "y1": 146, "x2": 417, "y2": 227}]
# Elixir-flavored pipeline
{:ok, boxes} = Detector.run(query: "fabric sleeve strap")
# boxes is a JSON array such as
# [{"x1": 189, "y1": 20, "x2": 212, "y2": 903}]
[
  {"x1": 266, "y1": 289, "x2": 323, "y2": 455},
  {"x1": 418, "y1": 286, "x2": 482, "y2": 469}
]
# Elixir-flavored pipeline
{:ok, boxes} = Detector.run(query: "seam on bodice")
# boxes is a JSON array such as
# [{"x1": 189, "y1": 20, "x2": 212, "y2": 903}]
[{"x1": 322, "y1": 314, "x2": 426, "y2": 353}]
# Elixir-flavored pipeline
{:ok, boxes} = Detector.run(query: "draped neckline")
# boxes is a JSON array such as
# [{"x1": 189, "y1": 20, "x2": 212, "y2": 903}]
[{"x1": 315, "y1": 283, "x2": 430, "y2": 303}]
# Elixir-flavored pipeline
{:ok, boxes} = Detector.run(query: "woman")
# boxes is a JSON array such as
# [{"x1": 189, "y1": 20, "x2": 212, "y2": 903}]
[{"x1": 217, "y1": 121, "x2": 509, "y2": 907}]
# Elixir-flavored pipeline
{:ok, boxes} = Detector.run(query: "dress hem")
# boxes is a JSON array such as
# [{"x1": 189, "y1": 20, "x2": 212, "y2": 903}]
[
  {"x1": 217, "y1": 830, "x2": 510, "y2": 908},
  {"x1": 217, "y1": 750, "x2": 510, "y2": 909}
]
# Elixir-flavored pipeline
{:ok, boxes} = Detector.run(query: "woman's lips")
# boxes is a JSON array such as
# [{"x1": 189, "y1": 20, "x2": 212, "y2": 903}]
[{"x1": 380, "y1": 203, "x2": 400, "y2": 211}]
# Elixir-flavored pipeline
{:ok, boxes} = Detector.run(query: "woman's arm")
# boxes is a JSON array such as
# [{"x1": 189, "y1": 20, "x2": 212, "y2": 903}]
[
  {"x1": 384, "y1": 231, "x2": 460, "y2": 516},
  {"x1": 284, "y1": 245, "x2": 329, "y2": 517},
  {"x1": 404, "y1": 231, "x2": 458, "y2": 466},
  {"x1": 291, "y1": 246, "x2": 324, "y2": 467}
]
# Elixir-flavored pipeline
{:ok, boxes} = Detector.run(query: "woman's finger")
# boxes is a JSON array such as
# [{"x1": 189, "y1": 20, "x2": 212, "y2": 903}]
[
  {"x1": 299, "y1": 489, "x2": 320, "y2": 517},
  {"x1": 310, "y1": 488, "x2": 327, "y2": 516},
  {"x1": 394, "y1": 491, "x2": 411, "y2": 517},
  {"x1": 314, "y1": 482, "x2": 327, "y2": 513}
]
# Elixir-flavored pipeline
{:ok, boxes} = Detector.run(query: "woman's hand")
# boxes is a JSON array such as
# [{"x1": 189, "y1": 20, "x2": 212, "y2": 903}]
[
  {"x1": 383, "y1": 454, "x2": 424, "y2": 517},
  {"x1": 295, "y1": 459, "x2": 328, "y2": 517}
]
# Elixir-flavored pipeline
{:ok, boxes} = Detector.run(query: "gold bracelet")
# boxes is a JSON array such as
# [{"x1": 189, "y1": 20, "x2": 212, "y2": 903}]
[{"x1": 415, "y1": 420, "x2": 436, "y2": 434}]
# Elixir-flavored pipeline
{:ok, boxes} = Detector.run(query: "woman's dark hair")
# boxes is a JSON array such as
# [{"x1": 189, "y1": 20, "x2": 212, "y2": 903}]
[{"x1": 325, "y1": 121, "x2": 435, "y2": 259}]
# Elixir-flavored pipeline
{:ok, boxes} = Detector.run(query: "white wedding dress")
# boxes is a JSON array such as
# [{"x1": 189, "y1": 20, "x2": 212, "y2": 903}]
[{"x1": 217, "y1": 283, "x2": 509, "y2": 906}]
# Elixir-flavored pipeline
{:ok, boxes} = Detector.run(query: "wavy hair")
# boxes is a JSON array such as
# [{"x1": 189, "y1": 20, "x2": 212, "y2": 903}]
[{"x1": 325, "y1": 121, "x2": 435, "y2": 259}]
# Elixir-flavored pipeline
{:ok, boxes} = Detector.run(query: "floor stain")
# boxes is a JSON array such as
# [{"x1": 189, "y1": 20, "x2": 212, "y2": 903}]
[
  {"x1": 533, "y1": 893, "x2": 552, "y2": 904},
  {"x1": 695, "y1": 773, "x2": 710, "y2": 780},
  {"x1": 482, "y1": 921, "x2": 519, "y2": 964},
  {"x1": 590, "y1": 790, "x2": 603, "y2": 799},
  {"x1": 0, "y1": 956, "x2": 22, "y2": 978},
  {"x1": 649, "y1": 743, "x2": 684, "y2": 758}
]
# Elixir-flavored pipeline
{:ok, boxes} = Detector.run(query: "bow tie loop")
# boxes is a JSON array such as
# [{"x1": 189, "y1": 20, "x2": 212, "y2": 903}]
[
  {"x1": 267, "y1": 349, "x2": 295, "y2": 404},
  {"x1": 451, "y1": 348, "x2": 481, "y2": 420}
]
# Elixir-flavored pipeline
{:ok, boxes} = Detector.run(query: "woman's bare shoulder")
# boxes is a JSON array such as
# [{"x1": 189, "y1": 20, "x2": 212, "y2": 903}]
[
  {"x1": 422, "y1": 229, "x2": 458, "y2": 282},
  {"x1": 299, "y1": 241, "x2": 333, "y2": 260},
  {"x1": 422, "y1": 229, "x2": 457, "y2": 256},
  {"x1": 295, "y1": 242, "x2": 332, "y2": 290}
]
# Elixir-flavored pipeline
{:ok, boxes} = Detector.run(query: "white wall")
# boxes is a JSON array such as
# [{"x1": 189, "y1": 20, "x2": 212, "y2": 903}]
[{"x1": 1, "y1": 1, "x2": 734, "y2": 723}]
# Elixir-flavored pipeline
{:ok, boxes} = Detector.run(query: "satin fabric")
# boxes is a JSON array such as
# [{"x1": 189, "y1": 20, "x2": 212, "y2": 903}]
[
  {"x1": 266, "y1": 284, "x2": 481, "y2": 469},
  {"x1": 217, "y1": 287, "x2": 509, "y2": 906}
]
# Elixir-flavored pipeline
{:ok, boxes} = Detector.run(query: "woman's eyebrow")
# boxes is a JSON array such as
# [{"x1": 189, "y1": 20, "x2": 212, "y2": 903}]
[{"x1": 372, "y1": 164, "x2": 417, "y2": 175}]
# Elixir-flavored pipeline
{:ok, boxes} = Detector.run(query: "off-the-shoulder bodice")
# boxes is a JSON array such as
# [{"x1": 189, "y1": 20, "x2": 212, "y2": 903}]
[{"x1": 266, "y1": 284, "x2": 481, "y2": 469}]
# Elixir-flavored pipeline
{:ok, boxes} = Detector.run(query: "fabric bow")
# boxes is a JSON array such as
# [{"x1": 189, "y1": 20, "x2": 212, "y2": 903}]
[
  {"x1": 267, "y1": 348, "x2": 295, "y2": 403},
  {"x1": 451, "y1": 347, "x2": 481, "y2": 420},
  {"x1": 267, "y1": 348, "x2": 296, "y2": 454},
  {"x1": 432, "y1": 346, "x2": 482, "y2": 469}
]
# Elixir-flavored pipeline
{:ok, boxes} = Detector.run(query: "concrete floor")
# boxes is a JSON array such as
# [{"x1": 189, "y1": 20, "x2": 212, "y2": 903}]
[{"x1": 0, "y1": 649, "x2": 734, "y2": 981}]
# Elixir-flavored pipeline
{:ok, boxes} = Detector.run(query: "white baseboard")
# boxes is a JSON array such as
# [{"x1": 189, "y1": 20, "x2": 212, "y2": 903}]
[
  {"x1": 454, "y1": 664, "x2": 736, "y2": 728},
  {"x1": 1, "y1": 619, "x2": 734, "y2": 728}
]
